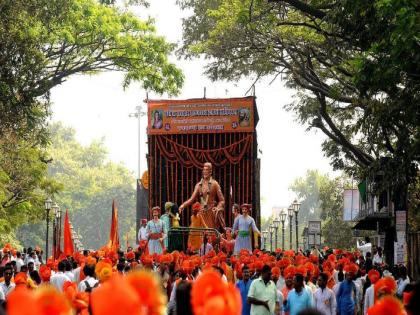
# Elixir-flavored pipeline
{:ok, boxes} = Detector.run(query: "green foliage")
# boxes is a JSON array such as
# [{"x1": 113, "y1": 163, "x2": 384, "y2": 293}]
[
  {"x1": 178, "y1": 0, "x2": 419, "y2": 192},
  {"x1": 17, "y1": 123, "x2": 137, "y2": 249},
  {"x1": 1, "y1": 0, "x2": 183, "y2": 247},
  {"x1": 290, "y1": 170, "x2": 354, "y2": 249},
  {"x1": 0, "y1": 133, "x2": 61, "y2": 245},
  {"x1": 1, "y1": 0, "x2": 183, "y2": 140},
  {"x1": 408, "y1": 175, "x2": 420, "y2": 232}
]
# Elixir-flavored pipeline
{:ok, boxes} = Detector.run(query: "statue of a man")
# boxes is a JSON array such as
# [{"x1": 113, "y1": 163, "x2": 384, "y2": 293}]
[{"x1": 179, "y1": 162, "x2": 226, "y2": 232}]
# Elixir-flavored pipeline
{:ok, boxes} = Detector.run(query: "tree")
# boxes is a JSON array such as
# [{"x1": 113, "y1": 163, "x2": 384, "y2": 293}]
[
  {"x1": 290, "y1": 170, "x2": 354, "y2": 249},
  {"x1": 1, "y1": 0, "x2": 184, "y2": 244},
  {"x1": 1, "y1": 0, "x2": 183, "y2": 139},
  {"x1": 178, "y1": 0, "x2": 419, "y2": 193},
  {"x1": 17, "y1": 123, "x2": 138, "y2": 249},
  {"x1": 0, "y1": 132, "x2": 61, "y2": 244}
]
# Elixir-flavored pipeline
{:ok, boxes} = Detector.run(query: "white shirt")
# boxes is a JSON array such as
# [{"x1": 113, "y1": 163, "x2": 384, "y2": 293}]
[
  {"x1": 65, "y1": 271, "x2": 75, "y2": 282},
  {"x1": 357, "y1": 241, "x2": 372, "y2": 258},
  {"x1": 15, "y1": 258, "x2": 24, "y2": 272},
  {"x1": 0, "y1": 281, "x2": 15, "y2": 298},
  {"x1": 0, "y1": 288, "x2": 4, "y2": 301},
  {"x1": 199, "y1": 243, "x2": 213, "y2": 256},
  {"x1": 373, "y1": 254, "x2": 383, "y2": 265},
  {"x1": 277, "y1": 289, "x2": 284, "y2": 315},
  {"x1": 78, "y1": 276, "x2": 99, "y2": 292},
  {"x1": 314, "y1": 287, "x2": 336, "y2": 315},
  {"x1": 305, "y1": 284, "x2": 315, "y2": 305},
  {"x1": 50, "y1": 272, "x2": 71, "y2": 292},
  {"x1": 363, "y1": 285, "x2": 374, "y2": 315},
  {"x1": 397, "y1": 277, "x2": 410, "y2": 297},
  {"x1": 138, "y1": 226, "x2": 148, "y2": 241},
  {"x1": 73, "y1": 267, "x2": 81, "y2": 284},
  {"x1": 276, "y1": 276, "x2": 285, "y2": 291},
  {"x1": 248, "y1": 278, "x2": 277, "y2": 315}
]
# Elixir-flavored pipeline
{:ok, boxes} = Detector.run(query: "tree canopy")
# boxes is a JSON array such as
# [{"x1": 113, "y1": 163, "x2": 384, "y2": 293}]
[
  {"x1": 289, "y1": 170, "x2": 355, "y2": 249},
  {"x1": 178, "y1": 0, "x2": 419, "y2": 191},
  {"x1": 1, "y1": 0, "x2": 183, "y2": 139},
  {"x1": 1, "y1": 0, "x2": 184, "y2": 244},
  {"x1": 18, "y1": 123, "x2": 137, "y2": 249}
]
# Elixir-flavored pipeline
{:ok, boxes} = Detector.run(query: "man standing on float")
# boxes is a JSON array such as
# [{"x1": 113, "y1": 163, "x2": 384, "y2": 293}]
[
  {"x1": 179, "y1": 162, "x2": 226, "y2": 232},
  {"x1": 233, "y1": 204, "x2": 260, "y2": 254}
]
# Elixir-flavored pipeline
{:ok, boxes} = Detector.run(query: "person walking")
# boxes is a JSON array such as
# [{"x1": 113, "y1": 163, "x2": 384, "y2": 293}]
[
  {"x1": 50, "y1": 260, "x2": 71, "y2": 292},
  {"x1": 0, "y1": 265, "x2": 15, "y2": 299},
  {"x1": 336, "y1": 265, "x2": 358, "y2": 315},
  {"x1": 248, "y1": 265, "x2": 278, "y2": 315},
  {"x1": 283, "y1": 274, "x2": 313, "y2": 315},
  {"x1": 314, "y1": 273, "x2": 336, "y2": 315},
  {"x1": 237, "y1": 265, "x2": 253, "y2": 315}
]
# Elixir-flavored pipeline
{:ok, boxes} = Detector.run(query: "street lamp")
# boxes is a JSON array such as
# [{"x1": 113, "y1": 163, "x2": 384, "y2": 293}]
[
  {"x1": 57, "y1": 205, "x2": 62, "y2": 256},
  {"x1": 269, "y1": 224, "x2": 275, "y2": 252},
  {"x1": 129, "y1": 105, "x2": 147, "y2": 239},
  {"x1": 262, "y1": 230, "x2": 268, "y2": 250},
  {"x1": 293, "y1": 199, "x2": 301, "y2": 251},
  {"x1": 273, "y1": 217, "x2": 280, "y2": 251},
  {"x1": 52, "y1": 203, "x2": 59, "y2": 259},
  {"x1": 44, "y1": 197, "x2": 53, "y2": 261},
  {"x1": 280, "y1": 210, "x2": 287, "y2": 250},
  {"x1": 288, "y1": 206, "x2": 294, "y2": 250}
]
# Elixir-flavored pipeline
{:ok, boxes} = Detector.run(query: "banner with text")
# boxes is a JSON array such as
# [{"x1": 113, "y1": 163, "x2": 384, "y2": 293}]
[{"x1": 147, "y1": 97, "x2": 255, "y2": 134}]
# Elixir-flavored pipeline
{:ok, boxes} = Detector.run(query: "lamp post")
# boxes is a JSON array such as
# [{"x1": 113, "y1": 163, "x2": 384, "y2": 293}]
[
  {"x1": 288, "y1": 206, "x2": 294, "y2": 250},
  {"x1": 293, "y1": 199, "x2": 301, "y2": 251},
  {"x1": 262, "y1": 230, "x2": 268, "y2": 250},
  {"x1": 52, "y1": 203, "x2": 59, "y2": 259},
  {"x1": 129, "y1": 105, "x2": 146, "y2": 238},
  {"x1": 57, "y1": 205, "x2": 62, "y2": 256},
  {"x1": 273, "y1": 217, "x2": 280, "y2": 251},
  {"x1": 280, "y1": 210, "x2": 287, "y2": 250},
  {"x1": 44, "y1": 198, "x2": 52, "y2": 262},
  {"x1": 269, "y1": 225, "x2": 275, "y2": 252}
]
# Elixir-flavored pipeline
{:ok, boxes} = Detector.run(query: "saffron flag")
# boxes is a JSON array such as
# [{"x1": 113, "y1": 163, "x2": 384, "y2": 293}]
[
  {"x1": 108, "y1": 200, "x2": 120, "y2": 251},
  {"x1": 63, "y1": 209, "x2": 74, "y2": 256}
]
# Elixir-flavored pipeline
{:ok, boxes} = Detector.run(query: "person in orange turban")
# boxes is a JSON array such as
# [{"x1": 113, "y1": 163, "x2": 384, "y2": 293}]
[
  {"x1": 367, "y1": 295, "x2": 406, "y2": 315},
  {"x1": 337, "y1": 264, "x2": 359, "y2": 315}
]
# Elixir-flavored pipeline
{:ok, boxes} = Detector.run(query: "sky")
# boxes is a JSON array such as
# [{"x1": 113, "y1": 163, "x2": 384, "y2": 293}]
[{"x1": 50, "y1": 0, "x2": 334, "y2": 218}]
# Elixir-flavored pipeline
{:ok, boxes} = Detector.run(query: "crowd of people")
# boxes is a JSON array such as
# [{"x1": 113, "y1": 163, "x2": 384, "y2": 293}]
[{"x1": 0, "y1": 205, "x2": 418, "y2": 315}]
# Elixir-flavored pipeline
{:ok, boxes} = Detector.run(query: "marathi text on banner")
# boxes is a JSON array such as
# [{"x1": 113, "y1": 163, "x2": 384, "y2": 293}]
[{"x1": 147, "y1": 97, "x2": 255, "y2": 134}]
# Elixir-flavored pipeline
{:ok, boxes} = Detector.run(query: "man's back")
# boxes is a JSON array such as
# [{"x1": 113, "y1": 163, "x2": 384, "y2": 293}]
[{"x1": 50, "y1": 272, "x2": 71, "y2": 292}]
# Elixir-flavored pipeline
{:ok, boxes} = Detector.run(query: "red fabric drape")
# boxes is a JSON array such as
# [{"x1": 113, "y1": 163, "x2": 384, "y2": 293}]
[
  {"x1": 156, "y1": 134, "x2": 252, "y2": 168},
  {"x1": 63, "y1": 209, "x2": 74, "y2": 256}
]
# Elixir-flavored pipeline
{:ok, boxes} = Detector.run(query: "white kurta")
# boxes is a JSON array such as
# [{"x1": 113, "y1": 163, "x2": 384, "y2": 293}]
[{"x1": 314, "y1": 287, "x2": 337, "y2": 315}]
